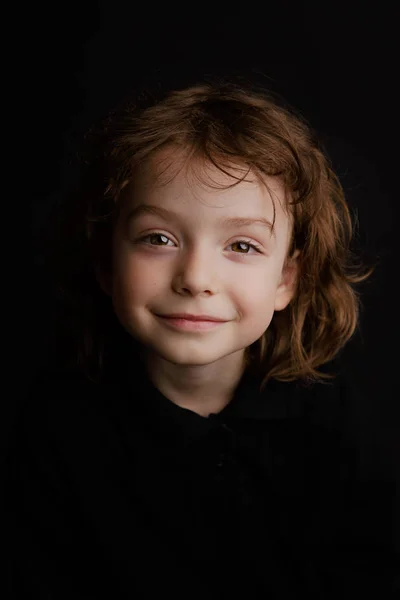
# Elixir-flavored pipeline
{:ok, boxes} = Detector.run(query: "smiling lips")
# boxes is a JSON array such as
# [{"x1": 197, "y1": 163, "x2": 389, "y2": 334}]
[
  {"x1": 157, "y1": 313, "x2": 227, "y2": 322},
  {"x1": 155, "y1": 313, "x2": 228, "y2": 331}
]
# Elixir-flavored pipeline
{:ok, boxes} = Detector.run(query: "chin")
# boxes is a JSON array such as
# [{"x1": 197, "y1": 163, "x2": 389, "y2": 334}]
[
  {"x1": 148, "y1": 344, "x2": 229, "y2": 366},
  {"x1": 160, "y1": 353, "x2": 221, "y2": 367}
]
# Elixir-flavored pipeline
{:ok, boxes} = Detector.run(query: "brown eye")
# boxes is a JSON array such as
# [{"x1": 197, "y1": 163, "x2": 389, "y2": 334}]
[
  {"x1": 140, "y1": 233, "x2": 172, "y2": 246},
  {"x1": 136, "y1": 233, "x2": 262, "y2": 254},
  {"x1": 230, "y1": 240, "x2": 261, "y2": 254},
  {"x1": 231, "y1": 241, "x2": 251, "y2": 253}
]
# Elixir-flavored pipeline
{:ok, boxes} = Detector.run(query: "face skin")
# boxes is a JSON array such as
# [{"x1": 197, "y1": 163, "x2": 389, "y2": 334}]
[{"x1": 98, "y1": 150, "x2": 299, "y2": 416}]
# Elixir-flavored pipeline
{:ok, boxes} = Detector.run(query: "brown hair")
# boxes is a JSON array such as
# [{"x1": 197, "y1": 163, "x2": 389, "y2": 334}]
[{"x1": 43, "y1": 78, "x2": 375, "y2": 389}]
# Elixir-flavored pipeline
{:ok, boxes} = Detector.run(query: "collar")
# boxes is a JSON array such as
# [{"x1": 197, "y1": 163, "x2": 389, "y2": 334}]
[{"x1": 121, "y1": 355, "x2": 308, "y2": 448}]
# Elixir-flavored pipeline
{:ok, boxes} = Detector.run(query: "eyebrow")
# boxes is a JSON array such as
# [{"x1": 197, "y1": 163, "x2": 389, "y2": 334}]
[{"x1": 126, "y1": 204, "x2": 275, "y2": 237}]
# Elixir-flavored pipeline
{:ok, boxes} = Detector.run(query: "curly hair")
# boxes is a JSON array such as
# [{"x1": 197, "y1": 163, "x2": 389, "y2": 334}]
[{"x1": 42, "y1": 77, "x2": 375, "y2": 390}]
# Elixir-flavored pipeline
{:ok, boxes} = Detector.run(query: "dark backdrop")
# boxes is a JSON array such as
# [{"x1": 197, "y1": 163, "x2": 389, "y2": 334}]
[{"x1": 28, "y1": 1, "x2": 398, "y2": 526}]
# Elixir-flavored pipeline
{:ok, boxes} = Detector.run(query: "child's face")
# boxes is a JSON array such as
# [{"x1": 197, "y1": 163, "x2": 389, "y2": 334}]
[{"x1": 103, "y1": 150, "x2": 299, "y2": 370}]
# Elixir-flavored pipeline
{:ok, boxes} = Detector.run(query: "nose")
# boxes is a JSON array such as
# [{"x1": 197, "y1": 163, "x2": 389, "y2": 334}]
[{"x1": 171, "y1": 245, "x2": 218, "y2": 296}]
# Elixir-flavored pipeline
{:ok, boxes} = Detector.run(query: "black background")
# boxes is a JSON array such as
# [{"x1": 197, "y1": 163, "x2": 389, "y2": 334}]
[{"x1": 29, "y1": 3, "x2": 398, "y2": 499}]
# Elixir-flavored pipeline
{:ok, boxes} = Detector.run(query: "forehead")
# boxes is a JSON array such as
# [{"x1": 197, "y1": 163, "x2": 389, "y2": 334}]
[{"x1": 123, "y1": 148, "x2": 292, "y2": 227}]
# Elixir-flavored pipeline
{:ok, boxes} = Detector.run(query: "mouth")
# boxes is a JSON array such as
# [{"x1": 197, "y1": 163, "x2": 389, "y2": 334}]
[
  {"x1": 156, "y1": 313, "x2": 227, "y2": 322},
  {"x1": 155, "y1": 315, "x2": 227, "y2": 332}
]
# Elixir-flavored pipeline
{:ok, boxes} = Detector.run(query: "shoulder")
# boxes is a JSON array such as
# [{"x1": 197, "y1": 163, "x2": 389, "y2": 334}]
[
  {"x1": 295, "y1": 371, "x2": 396, "y2": 504},
  {"x1": 265, "y1": 369, "x2": 356, "y2": 430},
  {"x1": 8, "y1": 367, "x2": 128, "y2": 499},
  {"x1": 292, "y1": 370, "x2": 360, "y2": 435},
  {"x1": 268, "y1": 372, "x2": 369, "y2": 486}
]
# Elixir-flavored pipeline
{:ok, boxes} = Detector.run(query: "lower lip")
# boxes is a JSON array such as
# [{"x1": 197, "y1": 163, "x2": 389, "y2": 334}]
[{"x1": 156, "y1": 316, "x2": 226, "y2": 331}]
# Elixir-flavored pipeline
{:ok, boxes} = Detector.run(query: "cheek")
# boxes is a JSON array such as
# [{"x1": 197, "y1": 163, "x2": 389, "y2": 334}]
[
  {"x1": 235, "y1": 271, "x2": 278, "y2": 306},
  {"x1": 113, "y1": 254, "x2": 167, "y2": 302},
  {"x1": 232, "y1": 271, "x2": 279, "y2": 335}
]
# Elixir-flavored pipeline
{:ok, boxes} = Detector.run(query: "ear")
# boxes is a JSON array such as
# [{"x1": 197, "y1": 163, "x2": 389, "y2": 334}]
[
  {"x1": 95, "y1": 264, "x2": 112, "y2": 297},
  {"x1": 274, "y1": 249, "x2": 300, "y2": 312}
]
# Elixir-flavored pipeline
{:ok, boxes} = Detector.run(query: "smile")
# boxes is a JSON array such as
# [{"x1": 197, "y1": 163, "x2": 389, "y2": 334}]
[{"x1": 155, "y1": 316, "x2": 227, "y2": 332}]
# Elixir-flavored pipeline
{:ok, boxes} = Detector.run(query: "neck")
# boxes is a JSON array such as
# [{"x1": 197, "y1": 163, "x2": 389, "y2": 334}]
[{"x1": 143, "y1": 350, "x2": 247, "y2": 416}]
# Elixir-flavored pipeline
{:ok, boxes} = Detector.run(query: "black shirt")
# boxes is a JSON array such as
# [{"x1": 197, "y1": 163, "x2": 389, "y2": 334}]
[{"x1": 5, "y1": 357, "x2": 399, "y2": 598}]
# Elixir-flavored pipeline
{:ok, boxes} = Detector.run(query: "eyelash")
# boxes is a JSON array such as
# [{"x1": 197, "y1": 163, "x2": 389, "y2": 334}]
[{"x1": 137, "y1": 232, "x2": 263, "y2": 254}]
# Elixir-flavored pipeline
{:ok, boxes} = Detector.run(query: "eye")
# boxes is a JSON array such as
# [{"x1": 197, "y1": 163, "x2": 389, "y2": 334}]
[
  {"x1": 137, "y1": 233, "x2": 262, "y2": 254},
  {"x1": 138, "y1": 232, "x2": 174, "y2": 246},
  {"x1": 230, "y1": 239, "x2": 262, "y2": 254}
]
